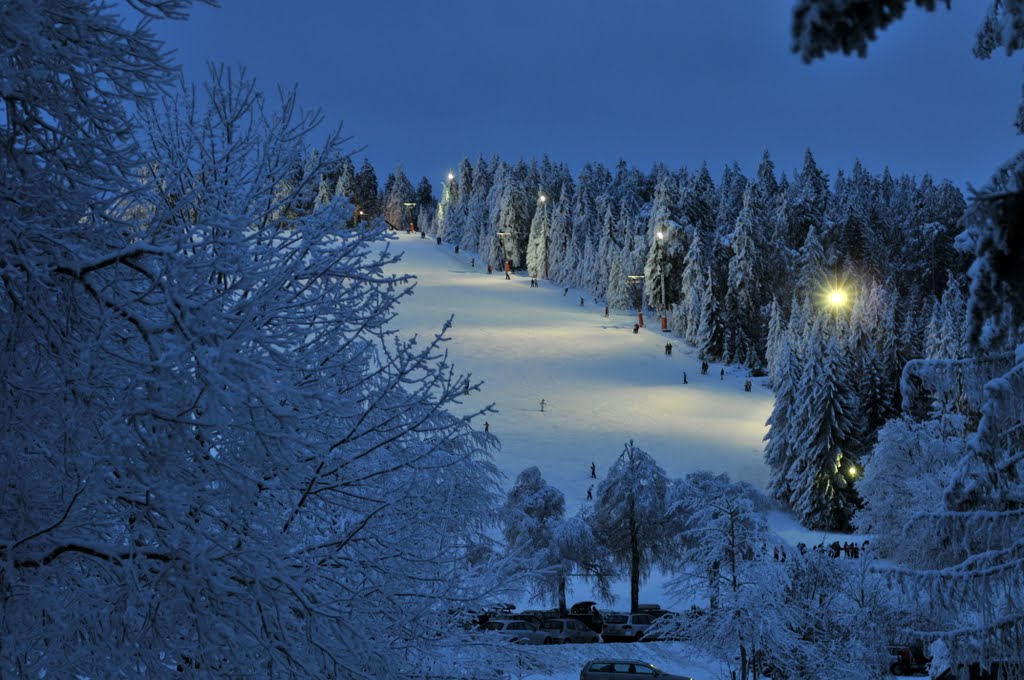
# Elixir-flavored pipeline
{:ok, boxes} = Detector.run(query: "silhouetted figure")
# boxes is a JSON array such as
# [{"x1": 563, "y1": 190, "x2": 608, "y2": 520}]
[
  {"x1": 540, "y1": 399, "x2": 546, "y2": 412},
  {"x1": 632, "y1": 323, "x2": 639, "y2": 334},
  {"x1": 464, "y1": 379, "x2": 470, "y2": 395},
  {"x1": 487, "y1": 264, "x2": 492, "y2": 274},
  {"x1": 604, "y1": 305, "x2": 609, "y2": 317},
  {"x1": 586, "y1": 485, "x2": 593, "y2": 501},
  {"x1": 505, "y1": 271, "x2": 510, "y2": 280},
  {"x1": 590, "y1": 462, "x2": 596, "y2": 478},
  {"x1": 437, "y1": 236, "x2": 442, "y2": 245},
  {"x1": 455, "y1": 245, "x2": 460, "y2": 254},
  {"x1": 664, "y1": 343, "x2": 672, "y2": 356},
  {"x1": 683, "y1": 372, "x2": 688, "y2": 384},
  {"x1": 744, "y1": 379, "x2": 752, "y2": 392},
  {"x1": 720, "y1": 368, "x2": 724, "y2": 380},
  {"x1": 470, "y1": 258, "x2": 475, "y2": 267},
  {"x1": 484, "y1": 421, "x2": 490, "y2": 433},
  {"x1": 579, "y1": 297, "x2": 584, "y2": 306},
  {"x1": 563, "y1": 287, "x2": 569, "y2": 296}
]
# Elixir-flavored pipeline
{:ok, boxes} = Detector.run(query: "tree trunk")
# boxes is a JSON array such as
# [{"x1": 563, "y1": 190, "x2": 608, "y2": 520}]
[
  {"x1": 629, "y1": 512, "x2": 640, "y2": 612},
  {"x1": 740, "y1": 643, "x2": 748, "y2": 680},
  {"x1": 558, "y1": 576, "x2": 567, "y2": 617}
]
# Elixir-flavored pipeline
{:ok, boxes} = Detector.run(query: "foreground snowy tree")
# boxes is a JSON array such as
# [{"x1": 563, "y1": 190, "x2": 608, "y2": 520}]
[
  {"x1": 664, "y1": 472, "x2": 787, "y2": 680},
  {"x1": 590, "y1": 441, "x2": 675, "y2": 612},
  {"x1": 501, "y1": 468, "x2": 611, "y2": 615},
  {"x1": 0, "y1": 9, "x2": 509, "y2": 675}
]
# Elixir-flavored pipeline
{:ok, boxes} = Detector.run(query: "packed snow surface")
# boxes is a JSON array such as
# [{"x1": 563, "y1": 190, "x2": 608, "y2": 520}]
[{"x1": 383, "y1": 233, "x2": 845, "y2": 678}]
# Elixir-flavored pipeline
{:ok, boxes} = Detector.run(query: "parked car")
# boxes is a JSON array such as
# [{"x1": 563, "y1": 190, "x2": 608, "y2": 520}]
[
  {"x1": 601, "y1": 612, "x2": 656, "y2": 642},
  {"x1": 580, "y1": 659, "x2": 693, "y2": 680},
  {"x1": 634, "y1": 603, "x2": 673, "y2": 619},
  {"x1": 529, "y1": 618, "x2": 601, "y2": 645},
  {"x1": 475, "y1": 618, "x2": 536, "y2": 644},
  {"x1": 568, "y1": 600, "x2": 605, "y2": 634}
]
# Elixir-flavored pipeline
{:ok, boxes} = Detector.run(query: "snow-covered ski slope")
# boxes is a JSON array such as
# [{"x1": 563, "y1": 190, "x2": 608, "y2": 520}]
[
  {"x1": 385, "y1": 232, "x2": 773, "y2": 498},
  {"x1": 381, "y1": 233, "x2": 859, "y2": 679}
]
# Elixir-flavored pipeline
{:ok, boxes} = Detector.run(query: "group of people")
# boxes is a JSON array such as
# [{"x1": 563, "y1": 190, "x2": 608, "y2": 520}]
[{"x1": 793, "y1": 541, "x2": 870, "y2": 559}]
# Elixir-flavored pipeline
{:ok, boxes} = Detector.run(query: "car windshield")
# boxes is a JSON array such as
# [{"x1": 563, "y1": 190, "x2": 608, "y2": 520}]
[
  {"x1": 605, "y1": 614, "x2": 627, "y2": 624},
  {"x1": 541, "y1": 621, "x2": 561, "y2": 630}
]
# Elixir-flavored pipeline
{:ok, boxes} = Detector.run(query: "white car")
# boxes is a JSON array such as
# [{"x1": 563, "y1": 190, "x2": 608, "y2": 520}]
[
  {"x1": 529, "y1": 618, "x2": 601, "y2": 645},
  {"x1": 476, "y1": 618, "x2": 536, "y2": 643},
  {"x1": 601, "y1": 612, "x2": 656, "y2": 641}
]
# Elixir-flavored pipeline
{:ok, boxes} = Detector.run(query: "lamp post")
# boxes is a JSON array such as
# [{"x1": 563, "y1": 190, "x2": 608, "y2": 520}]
[
  {"x1": 627, "y1": 274, "x2": 645, "y2": 328},
  {"x1": 656, "y1": 231, "x2": 668, "y2": 332},
  {"x1": 539, "y1": 192, "x2": 549, "y2": 279},
  {"x1": 497, "y1": 231, "x2": 511, "y2": 275},
  {"x1": 402, "y1": 201, "x2": 417, "y2": 232}
]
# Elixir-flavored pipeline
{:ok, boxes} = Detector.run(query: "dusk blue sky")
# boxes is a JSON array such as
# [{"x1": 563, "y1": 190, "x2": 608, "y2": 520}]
[{"x1": 155, "y1": 1, "x2": 1020, "y2": 192}]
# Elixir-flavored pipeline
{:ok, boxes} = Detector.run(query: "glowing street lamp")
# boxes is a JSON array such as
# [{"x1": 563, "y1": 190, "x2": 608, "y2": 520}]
[
  {"x1": 447, "y1": 172, "x2": 454, "y2": 181},
  {"x1": 827, "y1": 288, "x2": 848, "y2": 309}
]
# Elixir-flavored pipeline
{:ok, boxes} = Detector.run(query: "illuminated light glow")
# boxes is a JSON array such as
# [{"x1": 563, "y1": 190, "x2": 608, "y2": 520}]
[
  {"x1": 539, "y1": 194, "x2": 547, "y2": 202},
  {"x1": 447, "y1": 172, "x2": 454, "y2": 181},
  {"x1": 656, "y1": 231, "x2": 664, "y2": 240},
  {"x1": 827, "y1": 288, "x2": 848, "y2": 307},
  {"x1": 848, "y1": 465, "x2": 857, "y2": 476}
]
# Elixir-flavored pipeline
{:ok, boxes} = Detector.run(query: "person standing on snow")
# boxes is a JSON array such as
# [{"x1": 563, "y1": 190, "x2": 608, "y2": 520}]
[
  {"x1": 540, "y1": 399, "x2": 546, "y2": 412},
  {"x1": 590, "y1": 462, "x2": 596, "y2": 478}
]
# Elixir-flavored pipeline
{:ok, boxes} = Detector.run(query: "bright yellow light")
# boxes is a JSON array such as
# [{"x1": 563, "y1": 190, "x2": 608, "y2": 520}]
[
  {"x1": 828, "y1": 289, "x2": 848, "y2": 307},
  {"x1": 848, "y1": 465, "x2": 857, "y2": 476}
]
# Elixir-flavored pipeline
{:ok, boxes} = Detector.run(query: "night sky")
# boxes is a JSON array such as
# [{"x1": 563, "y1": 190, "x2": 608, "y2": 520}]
[{"x1": 155, "y1": 0, "x2": 1021, "y2": 191}]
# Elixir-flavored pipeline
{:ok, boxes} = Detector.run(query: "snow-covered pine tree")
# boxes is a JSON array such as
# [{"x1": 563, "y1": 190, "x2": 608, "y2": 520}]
[
  {"x1": 644, "y1": 221, "x2": 687, "y2": 321},
  {"x1": 353, "y1": 156, "x2": 380, "y2": 218},
  {"x1": 788, "y1": 320, "x2": 861, "y2": 530},
  {"x1": 722, "y1": 184, "x2": 767, "y2": 368},
  {"x1": 696, "y1": 269, "x2": 724, "y2": 360},
  {"x1": 460, "y1": 155, "x2": 492, "y2": 254},
  {"x1": 381, "y1": 166, "x2": 415, "y2": 229},
  {"x1": 764, "y1": 333, "x2": 801, "y2": 505},
  {"x1": 795, "y1": 224, "x2": 826, "y2": 298},
  {"x1": 526, "y1": 191, "x2": 551, "y2": 278},
  {"x1": 545, "y1": 181, "x2": 576, "y2": 283}
]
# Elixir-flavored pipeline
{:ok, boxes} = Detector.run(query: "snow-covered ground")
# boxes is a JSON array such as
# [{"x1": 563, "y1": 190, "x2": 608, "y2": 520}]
[{"x1": 383, "y1": 232, "x2": 862, "y2": 679}]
